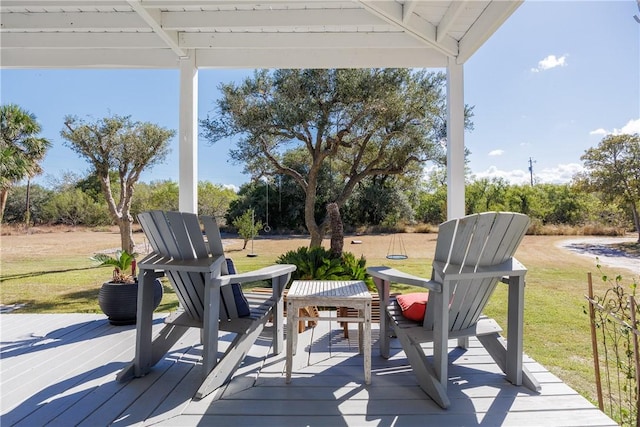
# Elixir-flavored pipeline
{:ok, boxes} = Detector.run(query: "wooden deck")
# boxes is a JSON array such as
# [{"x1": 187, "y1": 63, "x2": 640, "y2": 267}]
[{"x1": 1, "y1": 313, "x2": 617, "y2": 426}]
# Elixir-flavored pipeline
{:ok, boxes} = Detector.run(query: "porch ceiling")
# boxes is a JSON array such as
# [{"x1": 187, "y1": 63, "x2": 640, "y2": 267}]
[{"x1": 0, "y1": 0, "x2": 522, "y2": 69}]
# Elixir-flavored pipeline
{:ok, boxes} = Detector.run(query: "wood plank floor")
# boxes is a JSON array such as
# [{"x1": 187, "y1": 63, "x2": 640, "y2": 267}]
[{"x1": 1, "y1": 313, "x2": 617, "y2": 426}]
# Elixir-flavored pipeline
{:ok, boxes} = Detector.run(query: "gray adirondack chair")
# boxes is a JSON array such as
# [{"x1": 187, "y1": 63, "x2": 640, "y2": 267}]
[
  {"x1": 367, "y1": 212, "x2": 541, "y2": 409},
  {"x1": 117, "y1": 210, "x2": 296, "y2": 399}
]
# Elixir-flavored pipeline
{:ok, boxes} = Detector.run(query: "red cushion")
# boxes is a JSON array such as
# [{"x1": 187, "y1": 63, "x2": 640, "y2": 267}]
[{"x1": 396, "y1": 293, "x2": 429, "y2": 321}]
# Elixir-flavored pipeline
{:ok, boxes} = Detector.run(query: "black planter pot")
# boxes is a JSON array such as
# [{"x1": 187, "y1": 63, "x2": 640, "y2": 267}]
[{"x1": 98, "y1": 278, "x2": 164, "y2": 325}]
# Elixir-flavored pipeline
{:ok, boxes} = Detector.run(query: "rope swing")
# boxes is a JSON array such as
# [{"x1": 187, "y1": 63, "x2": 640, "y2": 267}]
[{"x1": 386, "y1": 233, "x2": 408, "y2": 260}]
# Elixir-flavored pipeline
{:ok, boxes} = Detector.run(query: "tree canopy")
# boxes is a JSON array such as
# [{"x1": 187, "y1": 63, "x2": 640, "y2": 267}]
[
  {"x1": 201, "y1": 68, "x2": 471, "y2": 246},
  {"x1": 61, "y1": 114, "x2": 174, "y2": 252},
  {"x1": 577, "y1": 133, "x2": 640, "y2": 242},
  {"x1": 0, "y1": 104, "x2": 51, "y2": 223}
]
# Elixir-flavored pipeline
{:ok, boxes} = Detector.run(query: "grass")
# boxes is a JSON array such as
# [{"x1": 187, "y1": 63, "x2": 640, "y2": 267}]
[{"x1": 1, "y1": 227, "x2": 638, "y2": 410}]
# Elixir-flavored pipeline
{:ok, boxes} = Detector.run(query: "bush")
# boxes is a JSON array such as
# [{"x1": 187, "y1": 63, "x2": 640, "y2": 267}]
[
  {"x1": 277, "y1": 246, "x2": 373, "y2": 289},
  {"x1": 41, "y1": 188, "x2": 111, "y2": 226}
]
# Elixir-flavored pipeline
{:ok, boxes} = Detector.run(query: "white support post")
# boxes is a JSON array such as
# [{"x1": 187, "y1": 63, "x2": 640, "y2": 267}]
[
  {"x1": 179, "y1": 53, "x2": 198, "y2": 213},
  {"x1": 446, "y1": 57, "x2": 465, "y2": 220}
]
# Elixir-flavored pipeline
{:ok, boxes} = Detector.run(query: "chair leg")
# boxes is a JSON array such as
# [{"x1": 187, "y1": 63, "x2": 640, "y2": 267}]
[
  {"x1": 477, "y1": 332, "x2": 541, "y2": 392},
  {"x1": 196, "y1": 317, "x2": 269, "y2": 399},
  {"x1": 392, "y1": 325, "x2": 450, "y2": 409},
  {"x1": 117, "y1": 323, "x2": 190, "y2": 382}
]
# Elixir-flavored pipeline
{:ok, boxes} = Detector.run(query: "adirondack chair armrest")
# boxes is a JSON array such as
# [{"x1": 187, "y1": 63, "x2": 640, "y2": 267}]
[
  {"x1": 433, "y1": 258, "x2": 527, "y2": 281},
  {"x1": 137, "y1": 252, "x2": 226, "y2": 274},
  {"x1": 367, "y1": 266, "x2": 442, "y2": 292},
  {"x1": 217, "y1": 264, "x2": 297, "y2": 286}
]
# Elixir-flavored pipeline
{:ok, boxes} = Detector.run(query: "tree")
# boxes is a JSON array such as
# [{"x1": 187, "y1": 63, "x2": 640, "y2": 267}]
[
  {"x1": 232, "y1": 209, "x2": 262, "y2": 250},
  {"x1": 0, "y1": 104, "x2": 51, "y2": 223},
  {"x1": 201, "y1": 69, "x2": 471, "y2": 247},
  {"x1": 577, "y1": 133, "x2": 640, "y2": 242},
  {"x1": 198, "y1": 181, "x2": 237, "y2": 223},
  {"x1": 61, "y1": 114, "x2": 174, "y2": 252}
]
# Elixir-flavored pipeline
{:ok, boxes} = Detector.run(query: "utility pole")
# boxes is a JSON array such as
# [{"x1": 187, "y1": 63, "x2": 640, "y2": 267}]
[{"x1": 528, "y1": 157, "x2": 536, "y2": 186}]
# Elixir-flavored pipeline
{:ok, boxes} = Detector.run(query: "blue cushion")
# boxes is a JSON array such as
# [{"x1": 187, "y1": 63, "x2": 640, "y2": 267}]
[
  {"x1": 231, "y1": 283, "x2": 250, "y2": 317},
  {"x1": 226, "y1": 258, "x2": 250, "y2": 318}
]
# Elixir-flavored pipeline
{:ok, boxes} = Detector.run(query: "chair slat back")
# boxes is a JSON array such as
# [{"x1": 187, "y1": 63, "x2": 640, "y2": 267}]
[
  {"x1": 426, "y1": 212, "x2": 530, "y2": 332},
  {"x1": 138, "y1": 211, "x2": 243, "y2": 322}
]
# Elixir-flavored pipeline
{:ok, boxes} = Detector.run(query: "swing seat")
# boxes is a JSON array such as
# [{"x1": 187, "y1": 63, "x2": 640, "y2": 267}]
[{"x1": 386, "y1": 233, "x2": 408, "y2": 260}]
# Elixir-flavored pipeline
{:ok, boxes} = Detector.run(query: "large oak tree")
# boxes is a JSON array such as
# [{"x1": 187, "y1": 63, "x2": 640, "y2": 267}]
[
  {"x1": 201, "y1": 68, "x2": 470, "y2": 247},
  {"x1": 578, "y1": 133, "x2": 640, "y2": 242},
  {"x1": 61, "y1": 114, "x2": 174, "y2": 252}
]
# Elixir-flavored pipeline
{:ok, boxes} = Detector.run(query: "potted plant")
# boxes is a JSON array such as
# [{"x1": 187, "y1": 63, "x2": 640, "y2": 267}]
[{"x1": 92, "y1": 250, "x2": 163, "y2": 325}]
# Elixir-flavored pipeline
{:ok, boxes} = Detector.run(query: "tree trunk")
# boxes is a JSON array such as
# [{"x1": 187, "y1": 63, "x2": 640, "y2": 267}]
[
  {"x1": 305, "y1": 167, "x2": 323, "y2": 248},
  {"x1": 632, "y1": 203, "x2": 640, "y2": 243},
  {"x1": 327, "y1": 202, "x2": 344, "y2": 257},
  {"x1": 118, "y1": 217, "x2": 135, "y2": 254},
  {"x1": 0, "y1": 188, "x2": 8, "y2": 224}
]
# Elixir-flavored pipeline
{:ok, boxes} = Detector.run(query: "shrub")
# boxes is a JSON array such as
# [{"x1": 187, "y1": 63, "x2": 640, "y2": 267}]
[{"x1": 277, "y1": 246, "x2": 373, "y2": 289}]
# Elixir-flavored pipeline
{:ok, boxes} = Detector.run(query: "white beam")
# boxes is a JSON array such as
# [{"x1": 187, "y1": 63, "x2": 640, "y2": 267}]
[
  {"x1": 195, "y1": 47, "x2": 449, "y2": 69},
  {"x1": 402, "y1": 0, "x2": 418, "y2": 24},
  {"x1": 0, "y1": 46, "x2": 449, "y2": 69},
  {"x1": 127, "y1": 0, "x2": 186, "y2": 58},
  {"x1": 358, "y1": 0, "x2": 458, "y2": 57},
  {"x1": 0, "y1": 48, "x2": 179, "y2": 68},
  {"x1": 437, "y1": 1, "x2": 467, "y2": 43},
  {"x1": 0, "y1": 11, "x2": 144, "y2": 31},
  {"x1": 178, "y1": 53, "x2": 198, "y2": 213},
  {"x1": 446, "y1": 57, "x2": 465, "y2": 220}
]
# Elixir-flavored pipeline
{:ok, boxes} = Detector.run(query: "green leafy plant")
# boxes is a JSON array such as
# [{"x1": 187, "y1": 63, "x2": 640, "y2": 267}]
[
  {"x1": 92, "y1": 250, "x2": 137, "y2": 284},
  {"x1": 276, "y1": 246, "x2": 373, "y2": 289}
]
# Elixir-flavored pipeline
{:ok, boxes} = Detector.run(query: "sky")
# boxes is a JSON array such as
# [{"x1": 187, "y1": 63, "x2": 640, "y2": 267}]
[{"x1": 1, "y1": 1, "x2": 639, "y2": 191}]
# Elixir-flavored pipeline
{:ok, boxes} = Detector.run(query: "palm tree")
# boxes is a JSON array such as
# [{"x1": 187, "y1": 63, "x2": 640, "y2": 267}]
[{"x1": 0, "y1": 104, "x2": 51, "y2": 223}]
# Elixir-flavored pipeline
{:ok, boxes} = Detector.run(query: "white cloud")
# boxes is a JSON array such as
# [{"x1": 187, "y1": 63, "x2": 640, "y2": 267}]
[
  {"x1": 531, "y1": 54, "x2": 568, "y2": 73},
  {"x1": 589, "y1": 118, "x2": 640, "y2": 136},
  {"x1": 618, "y1": 118, "x2": 640, "y2": 135},
  {"x1": 488, "y1": 149, "x2": 504, "y2": 156},
  {"x1": 222, "y1": 183, "x2": 239, "y2": 193},
  {"x1": 472, "y1": 163, "x2": 584, "y2": 185}
]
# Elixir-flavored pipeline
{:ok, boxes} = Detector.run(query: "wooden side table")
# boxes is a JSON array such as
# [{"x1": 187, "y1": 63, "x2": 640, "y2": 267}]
[{"x1": 285, "y1": 280, "x2": 372, "y2": 384}]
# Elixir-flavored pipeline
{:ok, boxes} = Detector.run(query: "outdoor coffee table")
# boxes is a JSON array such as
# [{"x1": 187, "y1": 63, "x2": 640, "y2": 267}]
[{"x1": 285, "y1": 280, "x2": 372, "y2": 384}]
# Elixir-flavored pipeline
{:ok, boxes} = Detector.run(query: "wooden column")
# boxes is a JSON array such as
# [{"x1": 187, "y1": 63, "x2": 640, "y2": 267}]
[
  {"x1": 446, "y1": 57, "x2": 465, "y2": 220},
  {"x1": 179, "y1": 53, "x2": 198, "y2": 213}
]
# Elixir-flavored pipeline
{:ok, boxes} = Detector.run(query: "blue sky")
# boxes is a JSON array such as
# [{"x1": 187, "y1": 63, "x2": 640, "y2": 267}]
[{"x1": 1, "y1": 1, "x2": 639, "y2": 191}]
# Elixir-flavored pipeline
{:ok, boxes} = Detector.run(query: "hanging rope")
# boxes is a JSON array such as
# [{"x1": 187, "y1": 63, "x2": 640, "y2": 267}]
[{"x1": 386, "y1": 233, "x2": 408, "y2": 260}]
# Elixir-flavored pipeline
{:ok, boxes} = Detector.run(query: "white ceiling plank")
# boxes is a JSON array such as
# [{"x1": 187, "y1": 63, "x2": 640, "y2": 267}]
[
  {"x1": 437, "y1": 1, "x2": 467, "y2": 43},
  {"x1": 358, "y1": 0, "x2": 458, "y2": 57},
  {"x1": 457, "y1": 0, "x2": 523, "y2": 64},
  {"x1": 1, "y1": 32, "x2": 166, "y2": 49},
  {"x1": 127, "y1": 0, "x2": 185, "y2": 57},
  {"x1": 179, "y1": 32, "x2": 425, "y2": 50},
  {"x1": 161, "y1": 8, "x2": 386, "y2": 31}
]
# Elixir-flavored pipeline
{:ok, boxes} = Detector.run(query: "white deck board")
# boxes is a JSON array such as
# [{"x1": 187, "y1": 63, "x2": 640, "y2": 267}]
[{"x1": 0, "y1": 313, "x2": 618, "y2": 427}]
